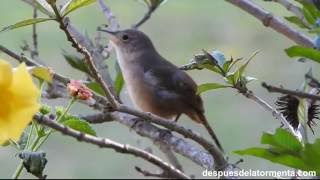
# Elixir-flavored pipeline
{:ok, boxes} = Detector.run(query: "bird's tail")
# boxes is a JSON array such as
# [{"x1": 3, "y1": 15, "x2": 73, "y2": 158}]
[{"x1": 196, "y1": 113, "x2": 224, "y2": 152}]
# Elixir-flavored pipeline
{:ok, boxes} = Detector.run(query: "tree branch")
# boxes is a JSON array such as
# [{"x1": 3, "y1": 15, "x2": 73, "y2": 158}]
[
  {"x1": 117, "y1": 105, "x2": 228, "y2": 170},
  {"x1": 49, "y1": 3, "x2": 118, "y2": 109},
  {"x1": 34, "y1": 114, "x2": 190, "y2": 179},
  {"x1": 272, "y1": 0, "x2": 308, "y2": 26},
  {"x1": 225, "y1": 0, "x2": 314, "y2": 47},
  {"x1": 262, "y1": 82, "x2": 320, "y2": 101}
]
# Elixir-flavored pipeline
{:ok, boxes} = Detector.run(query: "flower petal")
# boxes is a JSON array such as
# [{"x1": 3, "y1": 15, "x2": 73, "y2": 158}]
[{"x1": 0, "y1": 59, "x2": 12, "y2": 89}]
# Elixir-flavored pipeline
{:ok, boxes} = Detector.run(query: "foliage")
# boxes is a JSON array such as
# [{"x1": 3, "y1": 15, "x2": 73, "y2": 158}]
[{"x1": 235, "y1": 128, "x2": 320, "y2": 175}]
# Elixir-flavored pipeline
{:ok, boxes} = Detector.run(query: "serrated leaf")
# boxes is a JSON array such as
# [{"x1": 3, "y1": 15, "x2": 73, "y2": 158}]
[
  {"x1": 197, "y1": 83, "x2": 229, "y2": 94},
  {"x1": 284, "y1": 16, "x2": 310, "y2": 29},
  {"x1": 63, "y1": 52, "x2": 91, "y2": 75},
  {"x1": 285, "y1": 46, "x2": 320, "y2": 63},
  {"x1": 86, "y1": 82, "x2": 105, "y2": 96},
  {"x1": 63, "y1": 118, "x2": 96, "y2": 136},
  {"x1": 28, "y1": 66, "x2": 53, "y2": 83},
  {"x1": 0, "y1": 18, "x2": 54, "y2": 33},
  {"x1": 234, "y1": 147, "x2": 306, "y2": 170},
  {"x1": 61, "y1": 0, "x2": 97, "y2": 16},
  {"x1": 261, "y1": 128, "x2": 302, "y2": 153}
]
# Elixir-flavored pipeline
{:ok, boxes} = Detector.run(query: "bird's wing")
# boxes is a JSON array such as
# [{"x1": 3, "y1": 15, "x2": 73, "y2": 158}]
[{"x1": 143, "y1": 60, "x2": 204, "y2": 113}]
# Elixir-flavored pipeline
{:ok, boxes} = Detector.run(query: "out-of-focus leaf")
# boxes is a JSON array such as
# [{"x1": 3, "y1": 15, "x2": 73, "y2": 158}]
[
  {"x1": 114, "y1": 71, "x2": 124, "y2": 96},
  {"x1": 28, "y1": 66, "x2": 53, "y2": 83},
  {"x1": 261, "y1": 129, "x2": 302, "y2": 153},
  {"x1": 234, "y1": 147, "x2": 306, "y2": 170},
  {"x1": 197, "y1": 83, "x2": 229, "y2": 94},
  {"x1": 19, "y1": 151, "x2": 47, "y2": 179},
  {"x1": 302, "y1": 139, "x2": 320, "y2": 173},
  {"x1": 61, "y1": 0, "x2": 97, "y2": 16},
  {"x1": 285, "y1": 46, "x2": 320, "y2": 63},
  {"x1": 63, "y1": 52, "x2": 91, "y2": 75},
  {"x1": 86, "y1": 82, "x2": 105, "y2": 96},
  {"x1": 0, "y1": 18, "x2": 54, "y2": 32},
  {"x1": 63, "y1": 118, "x2": 96, "y2": 136},
  {"x1": 284, "y1": 16, "x2": 310, "y2": 29}
]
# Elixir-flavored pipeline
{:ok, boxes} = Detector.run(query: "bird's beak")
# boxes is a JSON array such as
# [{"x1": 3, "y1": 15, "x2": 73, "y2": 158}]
[
  {"x1": 97, "y1": 27, "x2": 120, "y2": 45},
  {"x1": 98, "y1": 28, "x2": 117, "y2": 35}
]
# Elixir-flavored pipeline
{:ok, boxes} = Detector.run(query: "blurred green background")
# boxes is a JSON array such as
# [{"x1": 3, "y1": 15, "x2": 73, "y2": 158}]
[{"x1": 1, "y1": 0, "x2": 320, "y2": 178}]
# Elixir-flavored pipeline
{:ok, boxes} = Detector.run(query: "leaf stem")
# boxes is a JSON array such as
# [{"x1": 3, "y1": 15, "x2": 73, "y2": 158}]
[{"x1": 33, "y1": 98, "x2": 76, "y2": 151}]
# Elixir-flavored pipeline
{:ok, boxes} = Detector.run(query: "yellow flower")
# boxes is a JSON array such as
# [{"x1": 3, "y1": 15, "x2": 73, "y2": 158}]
[{"x1": 0, "y1": 59, "x2": 40, "y2": 144}]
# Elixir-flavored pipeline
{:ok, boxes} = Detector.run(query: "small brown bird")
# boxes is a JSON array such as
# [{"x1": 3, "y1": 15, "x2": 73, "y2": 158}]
[{"x1": 102, "y1": 29, "x2": 223, "y2": 151}]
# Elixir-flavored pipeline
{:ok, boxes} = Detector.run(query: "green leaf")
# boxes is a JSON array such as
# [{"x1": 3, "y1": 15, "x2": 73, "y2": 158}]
[
  {"x1": 197, "y1": 83, "x2": 229, "y2": 94},
  {"x1": 28, "y1": 66, "x2": 53, "y2": 83},
  {"x1": 234, "y1": 147, "x2": 306, "y2": 170},
  {"x1": 303, "y1": 7, "x2": 317, "y2": 24},
  {"x1": 200, "y1": 64, "x2": 222, "y2": 74},
  {"x1": 238, "y1": 50, "x2": 259, "y2": 77},
  {"x1": 63, "y1": 118, "x2": 96, "y2": 136},
  {"x1": 223, "y1": 60, "x2": 232, "y2": 72},
  {"x1": 285, "y1": 46, "x2": 320, "y2": 63},
  {"x1": 61, "y1": 0, "x2": 97, "y2": 16},
  {"x1": 114, "y1": 71, "x2": 124, "y2": 96},
  {"x1": 86, "y1": 82, "x2": 105, "y2": 96},
  {"x1": 309, "y1": 27, "x2": 320, "y2": 33},
  {"x1": 225, "y1": 72, "x2": 235, "y2": 85},
  {"x1": 34, "y1": 0, "x2": 55, "y2": 16},
  {"x1": 261, "y1": 128, "x2": 302, "y2": 153},
  {"x1": 0, "y1": 18, "x2": 54, "y2": 33},
  {"x1": 284, "y1": 16, "x2": 310, "y2": 29},
  {"x1": 63, "y1": 52, "x2": 91, "y2": 75},
  {"x1": 302, "y1": 139, "x2": 320, "y2": 173}
]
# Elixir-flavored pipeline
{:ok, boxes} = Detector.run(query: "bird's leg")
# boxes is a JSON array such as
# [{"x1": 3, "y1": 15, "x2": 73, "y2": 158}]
[{"x1": 174, "y1": 113, "x2": 182, "y2": 122}]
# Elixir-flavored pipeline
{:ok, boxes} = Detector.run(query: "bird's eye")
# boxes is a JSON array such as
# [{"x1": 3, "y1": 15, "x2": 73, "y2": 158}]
[{"x1": 121, "y1": 34, "x2": 129, "y2": 41}]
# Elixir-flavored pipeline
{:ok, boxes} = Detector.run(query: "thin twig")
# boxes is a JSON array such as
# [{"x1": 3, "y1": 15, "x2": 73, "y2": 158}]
[
  {"x1": 132, "y1": 6, "x2": 157, "y2": 29},
  {"x1": 34, "y1": 114, "x2": 189, "y2": 179},
  {"x1": 98, "y1": 0, "x2": 119, "y2": 31},
  {"x1": 262, "y1": 82, "x2": 320, "y2": 101},
  {"x1": 158, "y1": 143, "x2": 184, "y2": 172},
  {"x1": 225, "y1": 0, "x2": 314, "y2": 47},
  {"x1": 244, "y1": 90, "x2": 301, "y2": 139},
  {"x1": 305, "y1": 73, "x2": 320, "y2": 88},
  {"x1": 32, "y1": 8, "x2": 39, "y2": 58},
  {"x1": 135, "y1": 166, "x2": 169, "y2": 178},
  {"x1": 49, "y1": 3, "x2": 118, "y2": 109}
]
